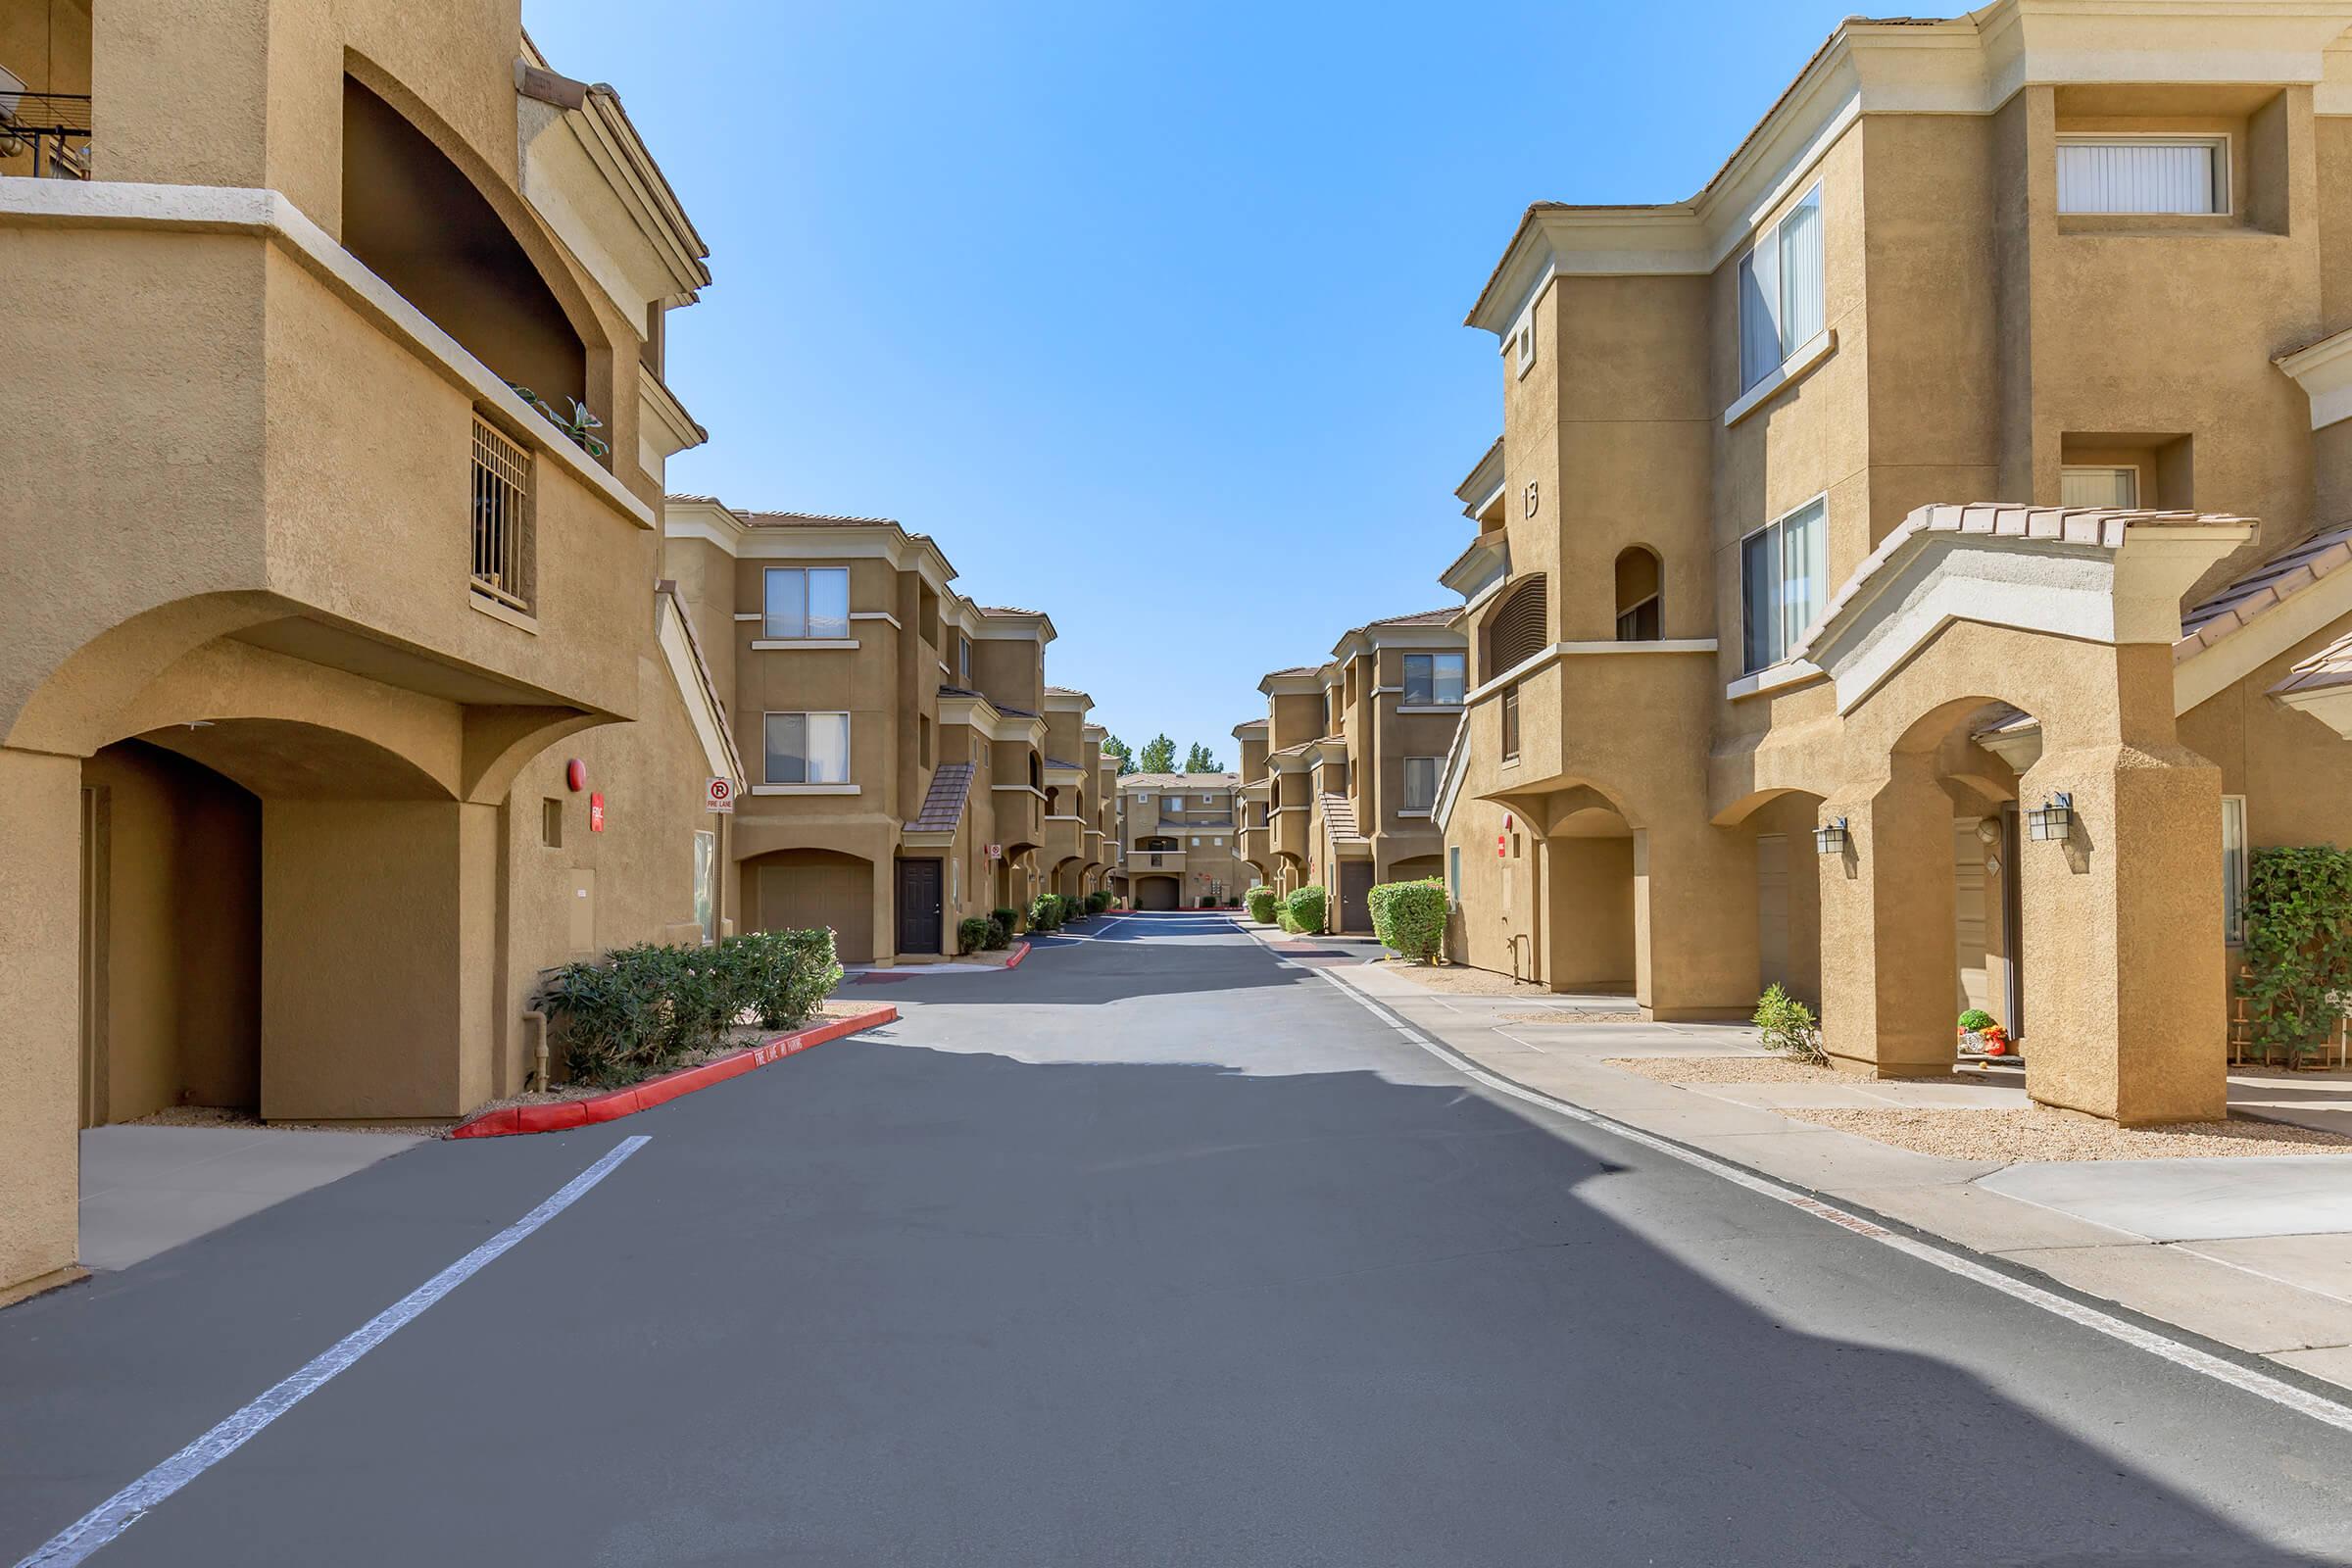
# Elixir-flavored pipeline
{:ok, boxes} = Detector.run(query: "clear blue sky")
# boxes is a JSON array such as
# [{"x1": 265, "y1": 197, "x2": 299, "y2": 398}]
[{"x1": 524, "y1": 0, "x2": 1862, "y2": 762}]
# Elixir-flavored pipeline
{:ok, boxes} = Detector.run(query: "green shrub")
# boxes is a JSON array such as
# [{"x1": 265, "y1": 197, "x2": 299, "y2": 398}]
[
  {"x1": 983, "y1": 916, "x2": 1011, "y2": 951},
  {"x1": 539, "y1": 928, "x2": 841, "y2": 1088},
  {"x1": 1957, "y1": 1007, "x2": 1996, "y2": 1033},
  {"x1": 1753, "y1": 983, "x2": 1826, "y2": 1065},
  {"x1": 1029, "y1": 894, "x2": 1065, "y2": 932},
  {"x1": 1368, "y1": 879, "x2": 1449, "y2": 961},
  {"x1": 1085, "y1": 890, "x2": 1111, "y2": 915},
  {"x1": 2241, "y1": 846, "x2": 2352, "y2": 1062},
  {"x1": 1246, "y1": 886, "x2": 1278, "y2": 923},
  {"x1": 958, "y1": 915, "x2": 994, "y2": 955},
  {"x1": 992, "y1": 905, "x2": 1022, "y2": 936},
  {"x1": 1284, "y1": 884, "x2": 1327, "y2": 935}
]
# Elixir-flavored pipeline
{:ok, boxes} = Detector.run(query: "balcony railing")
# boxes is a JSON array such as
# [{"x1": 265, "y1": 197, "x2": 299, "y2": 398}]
[
  {"x1": 470, "y1": 415, "x2": 534, "y2": 612},
  {"x1": 1156, "y1": 814, "x2": 1235, "y2": 828},
  {"x1": 1, "y1": 89, "x2": 92, "y2": 179}
]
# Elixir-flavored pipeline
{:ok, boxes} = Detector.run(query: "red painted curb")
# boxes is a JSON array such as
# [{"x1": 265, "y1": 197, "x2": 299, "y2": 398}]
[
  {"x1": 447, "y1": 1006, "x2": 900, "y2": 1139},
  {"x1": 1004, "y1": 941, "x2": 1031, "y2": 969}
]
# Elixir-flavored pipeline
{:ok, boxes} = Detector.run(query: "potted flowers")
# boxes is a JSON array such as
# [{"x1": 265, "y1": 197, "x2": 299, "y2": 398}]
[{"x1": 1958, "y1": 1009, "x2": 2014, "y2": 1057}]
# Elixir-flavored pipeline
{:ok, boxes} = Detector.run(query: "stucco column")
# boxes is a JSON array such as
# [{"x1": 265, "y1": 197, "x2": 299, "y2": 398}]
[
  {"x1": 2019, "y1": 744, "x2": 2226, "y2": 1124},
  {"x1": 1633, "y1": 824, "x2": 1761, "y2": 1021},
  {"x1": 0, "y1": 747, "x2": 83, "y2": 1294},
  {"x1": 1816, "y1": 758, "x2": 1955, "y2": 1077},
  {"x1": 1545, "y1": 836, "x2": 1636, "y2": 992},
  {"x1": 261, "y1": 800, "x2": 500, "y2": 1120},
  {"x1": 872, "y1": 853, "x2": 897, "y2": 967}
]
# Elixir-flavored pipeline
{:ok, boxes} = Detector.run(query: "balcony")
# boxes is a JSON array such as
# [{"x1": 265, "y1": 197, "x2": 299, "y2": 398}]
[
  {"x1": 1156, "y1": 812, "x2": 1235, "y2": 829},
  {"x1": 1128, "y1": 849, "x2": 1186, "y2": 873},
  {"x1": 0, "y1": 86, "x2": 91, "y2": 179},
  {"x1": 1, "y1": 181, "x2": 661, "y2": 747}
]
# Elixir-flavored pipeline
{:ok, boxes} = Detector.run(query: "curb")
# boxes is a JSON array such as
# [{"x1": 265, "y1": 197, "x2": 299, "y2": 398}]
[
  {"x1": 448, "y1": 1007, "x2": 899, "y2": 1139},
  {"x1": 1004, "y1": 941, "x2": 1031, "y2": 969}
]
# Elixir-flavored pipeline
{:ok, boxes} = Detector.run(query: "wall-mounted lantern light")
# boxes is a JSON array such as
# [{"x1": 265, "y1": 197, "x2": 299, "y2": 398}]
[
  {"x1": 1814, "y1": 817, "x2": 1850, "y2": 856},
  {"x1": 2027, "y1": 792, "x2": 2074, "y2": 843}
]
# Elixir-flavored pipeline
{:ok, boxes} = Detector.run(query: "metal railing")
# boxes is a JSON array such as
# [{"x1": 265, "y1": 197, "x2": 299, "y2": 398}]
[
  {"x1": 1, "y1": 90, "x2": 92, "y2": 179},
  {"x1": 469, "y1": 415, "x2": 534, "y2": 611}
]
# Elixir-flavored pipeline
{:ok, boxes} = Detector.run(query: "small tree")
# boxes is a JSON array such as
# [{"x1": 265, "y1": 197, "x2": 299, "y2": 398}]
[
  {"x1": 1138, "y1": 733, "x2": 1177, "y2": 774},
  {"x1": 1183, "y1": 742, "x2": 1223, "y2": 773},
  {"x1": 1284, "y1": 884, "x2": 1327, "y2": 935},
  {"x1": 2241, "y1": 846, "x2": 2352, "y2": 1062},
  {"x1": 1102, "y1": 734, "x2": 1136, "y2": 775},
  {"x1": 1753, "y1": 984, "x2": 1826, "y2": 1065}
]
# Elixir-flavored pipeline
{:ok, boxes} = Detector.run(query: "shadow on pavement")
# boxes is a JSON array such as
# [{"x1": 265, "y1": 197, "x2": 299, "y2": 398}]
[{"x1": 5, "y1": 1026, "x2": 2349, "y2": 1565}]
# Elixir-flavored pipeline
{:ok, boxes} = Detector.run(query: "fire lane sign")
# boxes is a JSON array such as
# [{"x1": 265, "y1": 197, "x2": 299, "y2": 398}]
[{"x1": 706, "y1": 776, "x2": 736, "y2": 813}]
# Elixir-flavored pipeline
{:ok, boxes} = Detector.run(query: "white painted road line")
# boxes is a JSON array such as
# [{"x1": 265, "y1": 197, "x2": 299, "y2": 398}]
[
  {"x1": 16, "y1": 1135, "x2": 654, "y2": 1568},
  {"x1": 1319, "y1": 973, "x2": 2352, "y2": 1436},
  {"x1": 1227, "y1": 918, "x2": 2352, "y2": 1437}
]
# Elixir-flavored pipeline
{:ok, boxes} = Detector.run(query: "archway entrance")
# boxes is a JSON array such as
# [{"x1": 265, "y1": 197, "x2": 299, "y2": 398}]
[{"x1": 1136, "y1": 875, "x2": 1180, "y2": 911}]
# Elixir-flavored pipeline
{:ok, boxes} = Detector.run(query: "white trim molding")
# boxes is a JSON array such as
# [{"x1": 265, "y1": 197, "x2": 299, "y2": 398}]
[
  {"x1": 750, "y1": 638, "x2": 858, "y2": 651},
  {"x1": 1724, "y1": 327, "x2": 1836, "y2": 426},
  {"x1": 751, "y1": 783, "x2": 860, "y2": 797}
]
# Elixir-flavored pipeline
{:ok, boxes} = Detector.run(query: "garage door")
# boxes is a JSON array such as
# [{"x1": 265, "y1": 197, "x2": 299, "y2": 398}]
[
  {"x1": 1136, "y1": 876, "x2": 1179, "y2": 910},
  {"x1": 757, "y1": 851, "x2": 874, "y2": 963}
]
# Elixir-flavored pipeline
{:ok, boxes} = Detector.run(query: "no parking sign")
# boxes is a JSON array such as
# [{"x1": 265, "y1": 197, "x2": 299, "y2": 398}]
[{"x1": 706, "y1": 776, "x2": 736, "y2": 813}]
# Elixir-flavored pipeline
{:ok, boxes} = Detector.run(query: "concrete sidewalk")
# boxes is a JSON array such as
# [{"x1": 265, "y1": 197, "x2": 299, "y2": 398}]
[
  {"x1": 1325, "y1": 958, "x2": 2352, "y2": 1396},
  {"x1": 78, "y1": 1125, "x2": 427, "y2": 1271}
]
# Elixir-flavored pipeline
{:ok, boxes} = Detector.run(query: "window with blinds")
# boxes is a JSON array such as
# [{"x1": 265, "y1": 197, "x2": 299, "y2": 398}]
[
  {"x1": 1740, "y1": 498, "x2": 1827, "y2": 673},
  {"x1": 1738, "y1": 184, "x2": 1824, "y2": 391},
  {"x1": 2060, "y1": 466, "x2": 2138, "y2": 509},
  {"x1": 1486, "y1": 576, "x2": 1547, "y2": 678},
  {"x1": 2057, "y1": 138, "x2": 2225, "y2": 215}
]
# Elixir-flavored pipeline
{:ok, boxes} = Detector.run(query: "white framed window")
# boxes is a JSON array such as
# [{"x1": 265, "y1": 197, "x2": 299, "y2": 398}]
[
  {"x1": 1212, "y1": 837, "x2": 1225, "y2": 847},
  {"x1": 1191, "y1": 837, "x2": 1200, "y2": 847},
  {"x1": 1402, "y1": 757, "x2": 1440, "y2": 813},
  {"x1": 1738, "y1": 184, "x2": 1825, "y2": 392},
  {"x1": 1740, "y1": 495, "x2": 1828, "y2": 672},
  {"x1": 763, "y1": 710, "x2": 850, "y2": 784},
  {"x1": 693, "y1": 830, "x2": 717, "y2": 945},
  {"x1": 1513, "y1": 316, "x2": 1536, "y2": 378},
  {"x1": 1166, "y1": 796, "x2": 1183, "y2": 811},
  {"x1": 2222, "y1": 794, "x2": 2249, "y2": 945},
  {"x1": 1448, "y1": 846, "x2": 1461, "y2": 900},
  {"x1": 762, "y1": 567, "x2": 849, "y2": 640},
  {"x1": 957, "y1": 634, "x2": 972, "y2": 683},
  {"x1": 1403, "y1": 652, "x2": 1466, "y2": 706},
  {"x1": 2057, "y1": 136, "x2": 2227, "y2": 216},
  {"x1": 2061, "y1": 466, "x2": 2138, "y2": 509}
]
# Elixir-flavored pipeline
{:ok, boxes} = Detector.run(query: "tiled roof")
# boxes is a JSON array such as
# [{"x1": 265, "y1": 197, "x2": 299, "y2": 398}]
[
  {"x1": 1118, "y1": 772, "x2": 1239, "y2": 789},
  {"x1": 2178, "y1": 524, "x2": 2352, "y2": 661},
  {"x1": 980, "y1": 605, "x2": 1044, "y2": 616},
  {"x1": 738, "y1": 510, "x2": 899, "y2": 528},
  {"x1": 1367, "y1": 608, "x2": 1459, "y2": 629},
  {"x1": 1263, "y1": 664, "x2": 1319, "y2": 678},
  {"x1": 1786, "y1": 503, "x2": 2256, "y2": 667},
  {"x1": 2275, "y1": 631, "x2": 2352, "y2": 698},
  {"x1": 1319, "y1": 793, "x2": 1366, "y2": 844},
  {"x1": 1044, "y1": 685, "x2": 1086, "y2": 696},
  {"x1": 1457, "y1": 436, "x2": 1503, "y2": 495},
  {"x1": 1268, "y1": 739, "x2": 1316, "y2": 758},
  {"x1": 906, "y1": 762, "x2": 974, "y2": 834},
  {"x1": 1044, "y1": 756, "x2": 1082, "y2": 771},
  {"x1": 938, "y1": 684, "x2": 984, "y2": 700},
  {"x1": 997, "y1": 704, "x2": 1039, "y2": 718}
]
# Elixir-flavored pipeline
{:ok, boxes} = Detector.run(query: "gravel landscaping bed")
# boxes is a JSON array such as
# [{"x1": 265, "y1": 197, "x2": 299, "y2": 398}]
[
  {"x1": 123, "y1": 1105, "x2": 448, "y2": 1136},
  {"x1": 1372, "y1": 959, "x2": 1550, "y2": 997},
  {"x1": 1787, "y1": 1106, "x2": 2352, "y2": 1161},
  {"x1": 1605, "y1": 1055, "x2": 1847, "y2": 1084},
  {"x1": 1504, "y1": 1011, "x2": 1648, "y2": 1025}
]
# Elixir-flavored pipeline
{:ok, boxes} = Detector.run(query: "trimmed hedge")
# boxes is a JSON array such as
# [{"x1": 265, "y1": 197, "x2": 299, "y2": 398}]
[
  {"x1": 1085, "y1": 890, "x2": 1111, "y2": 915},
  {"x1": 1245, "y1": 886, "x2": 1278, "y2": 923},
  {"x1": 1029, "y1": 893, "x2": 1068, "y2": 932},
  {"x1": 1284, "y1": 884, "x2": 1327, "y2": 935},
  {"x1": 958, "y1": 915, "x2": 993, "y2": 956},
  {"x1": 992, "y1": 906, "x2": 1022, "y2": 936},
  {"x1": 540, "y1": 927, "x2": 842, "y2": 1088},
  {"x1": 2241, "y1": 846, "x2": 2352, "y2": 1061},
  {"x1": 1368, "y1": 879, "x2": 1448, "y2": 961},
  {"x1": 983, "y1": 916, "x2": 1011, "y2": 951}
]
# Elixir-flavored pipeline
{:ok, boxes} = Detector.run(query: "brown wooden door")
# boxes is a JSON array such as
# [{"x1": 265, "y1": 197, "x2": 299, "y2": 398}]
[
  {"x1": 1339, "y1": 861, "x2": 1374, "y2": 933},
  {"x1": 896, "y1": 858, "x2": 943, "y2": 956}
]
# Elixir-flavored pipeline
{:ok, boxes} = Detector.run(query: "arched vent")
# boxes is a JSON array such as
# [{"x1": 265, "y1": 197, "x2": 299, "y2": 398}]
[{"x1": 1486, "y1": 576, "x2": 1547, "y2": 677}]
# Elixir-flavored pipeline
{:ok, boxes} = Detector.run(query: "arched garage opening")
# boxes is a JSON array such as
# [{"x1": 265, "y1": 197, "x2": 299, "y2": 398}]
[
  {"x1": 747, "y1": 848, "x2": 876, "y2": 964},
  {"x1": 1135, "y1": 875, "x2": 1181, "y2": 911}
]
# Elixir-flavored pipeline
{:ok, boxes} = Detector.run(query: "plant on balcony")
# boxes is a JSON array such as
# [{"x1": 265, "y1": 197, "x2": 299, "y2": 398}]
[
  {"x1": 958, "y1": 915, "x2": 994, "y2": 956},
  {"x1": 2240, "y1": 845, "x2": 2352, "y2": 1064},
  {"x1": 1753, "y1": 984, "x2": 1826, "y2": 1065},
  {"x1": 1368, "y1": 879, "x2": 1448, "y2": 962},
  {"x1": 505, "y1": 380, "x2": 611, "y2": 460},
  {"x1": 1284, "y1": 884, "x2": 1327, "y2": 936},
  {"x1": 1246, "y1": 886, "x2": 1278, "y2": 924}
]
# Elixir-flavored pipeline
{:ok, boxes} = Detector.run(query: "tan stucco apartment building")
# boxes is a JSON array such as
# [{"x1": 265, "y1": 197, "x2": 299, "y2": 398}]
[
  {"x1": 1112, "y1": 774, "x2": 1246, "y2": 908},
  {"x1": 1237, "y1": 612, "x2": 1468, "y2": 931},
  {"x1": 1434, "y1": 0, "x2": 2352, "y2": 1125},
  {"x1": 0, "y1": 0, "x2": 743, "y2": 1297},
  {"x1": 662, "y1": 499, "x2": 1107, "y2": 962}
]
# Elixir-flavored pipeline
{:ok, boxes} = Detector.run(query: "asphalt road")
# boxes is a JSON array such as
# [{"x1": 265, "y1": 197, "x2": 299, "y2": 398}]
[{"x1": 7, "y1": 910, "x2": 2352, "y2": 1565}]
